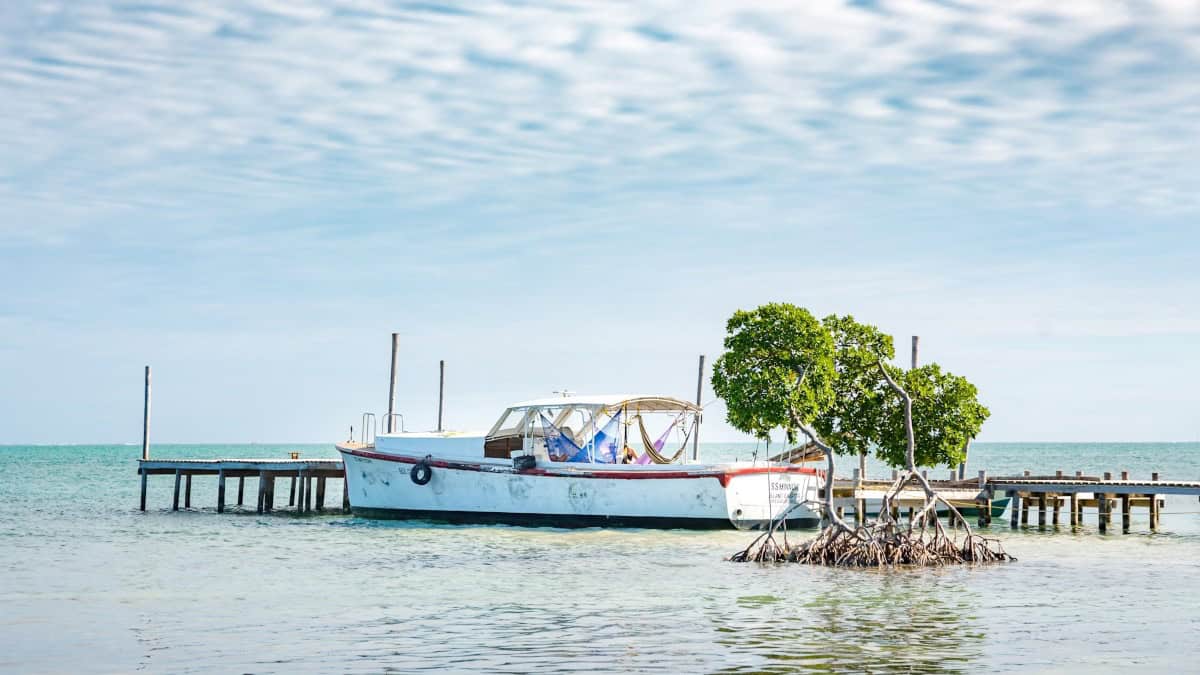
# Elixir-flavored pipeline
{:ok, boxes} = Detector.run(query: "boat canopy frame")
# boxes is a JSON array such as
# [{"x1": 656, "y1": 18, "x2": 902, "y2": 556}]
[{"x1": 484, "y1": 395, "x2": 702, "y2": 463}]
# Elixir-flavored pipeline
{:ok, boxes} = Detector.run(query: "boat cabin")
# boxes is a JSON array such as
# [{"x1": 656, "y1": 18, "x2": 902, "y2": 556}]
[{"x1": 483, "y1": 394, "x2": 701, "y2": 464}]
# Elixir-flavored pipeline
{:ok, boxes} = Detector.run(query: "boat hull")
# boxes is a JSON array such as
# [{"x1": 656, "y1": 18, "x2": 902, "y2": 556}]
[{"x1": 339, "y1": 446, "x2": 821, "y2": 530}]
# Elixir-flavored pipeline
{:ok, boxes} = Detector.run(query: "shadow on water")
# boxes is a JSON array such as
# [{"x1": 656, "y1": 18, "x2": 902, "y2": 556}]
[{"x1": 710, "y1": 569, "x2": 986, "y2": 673}]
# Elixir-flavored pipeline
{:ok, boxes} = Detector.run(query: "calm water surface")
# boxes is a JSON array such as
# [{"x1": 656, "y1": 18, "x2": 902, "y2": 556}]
[{"x1": 2, "y1": 443, "x2": 1199, "y2": 673}]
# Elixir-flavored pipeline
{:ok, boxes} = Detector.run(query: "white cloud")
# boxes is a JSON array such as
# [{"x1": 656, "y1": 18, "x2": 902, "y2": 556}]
[{"x1": 1, "y1": 0, "x2": 1199, "y2": 242}]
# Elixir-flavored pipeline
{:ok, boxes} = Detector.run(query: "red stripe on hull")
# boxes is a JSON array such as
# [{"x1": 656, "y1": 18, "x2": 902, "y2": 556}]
[{"x1": 339, "y1": 446, "x2": 821, "y2": 488}]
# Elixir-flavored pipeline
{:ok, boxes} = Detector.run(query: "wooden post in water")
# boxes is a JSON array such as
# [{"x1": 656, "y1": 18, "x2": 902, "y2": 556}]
[
  {"x1": 1009, "y1": 490, "x2": 1020, "y2": 529},
  {"x1": 1099, "y1": 472, "x2": 1112, "y2": 533},
  {"x1": 237, "y1": 477, "x2": 245, "y2": 506},
  {"x1": 1051, "y1": 471, "x2": 1062, "y2": 525},
  {"x1": 142, "y1": 366, "x2": 151, "y2": 461},
  {"x1": 1037, "y1": 493, "x2": 1047, "y2": 528},
  {"x1": 692, "y1": 354, "x2": 705, "y2": 461},
  {"x1": 257, "y1": 471, "x2": 267, "y2": 514},
  {"x1": 853, "y1": 468, "x2": 865, "y2": 525},
  {"x1": 317, "y1": 477, "x2": 327, "y2": 511},
  {"x1": 977, "y1": 470, "x2": 989, "y2": 527},
  {"x1": 217, "y1": 469, "x2": 226, "y2": 513},
  {"x1": 1120, "y1": 470, "x2": 1130, "y2": 533},
  {"x1": 1149, "y1": 472, "x2": 1160, "y2": 532},
  {"x1": 172, "y1": 470, "x2": 181, "y2": 511},
  {"x1": 289, "y1": 476, "x2": 296, "y2": 506},
  {"x1": 184, "y1": 474, "x2": 192, "y2": 509},
  {"x1": 306, "y1": 474, "x2": 314, "y2": 513},
  {"x1": 295, "y1": 468, "x2": 303, "y2": 511},
  {"x1": 437, "y1": 359, "x2": 445, "y2": 433},
  {"x1": 1073, "y1": 470, "x2": 1083, "y2": 527},
  {"x1": 1020, "y1": 470, "x2": 1030, "y2": 526},
  {"x1": 386, "y1": 333, "x2": 400, "y2": 433},
  {"x1": 140, "y1": 470, "x2": 148, "y2": 512}
]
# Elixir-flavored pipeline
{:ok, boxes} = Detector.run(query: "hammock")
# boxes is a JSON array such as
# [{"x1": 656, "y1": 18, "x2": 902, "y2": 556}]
[
  {"x1": 636, "y1": 414, "x2": 692, "y2": 464},
  {"x1": 540, "y1": 410, "x2": 623, "y2": 463},
  {"x1": 540, "y1": 413, "x2": 588, "y2": 462}
]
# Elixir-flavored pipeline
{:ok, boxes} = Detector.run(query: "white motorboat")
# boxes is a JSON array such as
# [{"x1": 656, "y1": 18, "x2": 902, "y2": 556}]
[{"x1": 337, "y1": 394, "x2": 822, "y2": 529}]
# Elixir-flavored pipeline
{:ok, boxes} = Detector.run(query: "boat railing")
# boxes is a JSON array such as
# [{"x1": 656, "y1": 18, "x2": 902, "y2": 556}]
[
  {"x1": 385, "y1": 413, "x2": 406, "y2": 433},
  {"x1": 361, "y1": 412, "x2": 377, "y2": 445}
]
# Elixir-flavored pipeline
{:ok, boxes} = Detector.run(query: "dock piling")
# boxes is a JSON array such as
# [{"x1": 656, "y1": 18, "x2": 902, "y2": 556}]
[
  {"x1": 217, "y1": 470, "x2": 226, "y2": 513},
  {"x1": 437, "y1": 359, "x2": 446, "y2": 433},
  {"x1": 173, "y1": 470, "x2": 182, "y2": 511},
  {"x1": 1150, "y1": 472, "x2": 1160, "y2": 532},
  {"x1": 977, "y1": 471, "x2": 990, "y2": 527},
  {"x1": 1120, "y1": 470, "x2": 1131, "y2": 533},
  {"x1": 692, "y1": 354, "x2": 705, "y2": 461},
  {"x1": 257, "y1": 471, "x2": 267, "y2": 514},
  {"x1": 317, "y1": 477, "x2": 327, "y2": 511},
  {"x1": 142, "y1": 366, "x2": 151, "y2": 461},
  {"x1": 237, "y1": 477, "x2": 245, "y2": 506},
  {"x1": 386, "y1": 333, "x2": 400, "y2": 433},
  {"x1": 139, "y1": 470, "x2": 147, "y2": 512},
  {"x1": 853, "y1": 468, "x2": 865, "y2": 525},
  {"x1": 289, "y1": 476, "x2": 297, "y2": 506},
  {"x1": 184, "y1": 474, "x2": 192, "y2": 509},
  {"x1": 1009, "y1": 490, "x2": 1020, "y2": 528}
]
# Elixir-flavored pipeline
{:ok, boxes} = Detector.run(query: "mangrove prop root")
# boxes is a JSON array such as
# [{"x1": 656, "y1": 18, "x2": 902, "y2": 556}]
[
  {"x1": 730, "y1": 474, "x2": 1014, "y2": 567},
  {"x1": 731, "y1": 521, "x2": 1015, "y2": 566}
]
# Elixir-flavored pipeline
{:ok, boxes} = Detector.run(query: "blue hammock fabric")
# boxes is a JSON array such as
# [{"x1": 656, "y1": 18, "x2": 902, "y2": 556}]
[
  {"x1": 591, "y1": 410, "x2": 622, "y2": 464},
  {"x1": 539, "y1": 410, "x2": 623, "y2": 463},
  {"x1": 539, "y1": 413, "x2": 588, "y2": 462}
]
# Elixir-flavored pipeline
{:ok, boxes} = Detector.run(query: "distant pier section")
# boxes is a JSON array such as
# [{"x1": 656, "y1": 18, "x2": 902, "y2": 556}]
[
  {"x1": 831, "y1": 468, "x2": 1200, "y2": 534},
  {"x1": 138, "y1": 457, "x2": 347, "y2": 514}
]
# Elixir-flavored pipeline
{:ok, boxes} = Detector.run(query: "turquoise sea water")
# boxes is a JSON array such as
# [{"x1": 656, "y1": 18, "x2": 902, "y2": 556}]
[{"x1": 2, "y1": 442, "x2": 1199, "y2": 673}]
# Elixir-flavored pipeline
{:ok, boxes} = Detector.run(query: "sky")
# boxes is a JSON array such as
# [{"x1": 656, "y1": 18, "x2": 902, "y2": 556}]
[{"x1": 1, "y1": 0, "x2": 1198, "y2": 444}]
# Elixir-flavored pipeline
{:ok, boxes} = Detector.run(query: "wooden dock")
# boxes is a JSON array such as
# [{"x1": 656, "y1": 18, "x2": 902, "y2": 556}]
[
  {"x1": 988, "y1": 470, "x2": 1194, "y2": 533},
  {"x1": 138, "y1": 458, "x2": 346, "y2": 514},
  {"x1": 831, "y1": 469, "x2": 1200, "y2": 534}
]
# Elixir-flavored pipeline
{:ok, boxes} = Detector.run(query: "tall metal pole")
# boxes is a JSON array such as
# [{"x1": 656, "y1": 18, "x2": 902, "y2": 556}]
[
  {"x1": 692, "y1": 354, "x2": 705, "y2": 461},
  {"x1": 386, "y1": 333, "x2": 399, "y2": 433},
  {"x1": 437, "y1": 359, "x2": 445, "y2": 433},
  {"x1": 142, "y1": 365, "x2": 151, "y2": 461},
  {"x1": 911, "y1": 335, "x2": 919, "y2": 370}
]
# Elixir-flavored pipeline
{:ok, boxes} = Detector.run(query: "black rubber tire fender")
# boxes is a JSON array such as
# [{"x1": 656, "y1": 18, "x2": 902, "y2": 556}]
[{"x1": 410, "y1": 461, "x2": 432, "y2": 486}]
